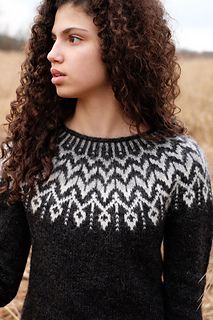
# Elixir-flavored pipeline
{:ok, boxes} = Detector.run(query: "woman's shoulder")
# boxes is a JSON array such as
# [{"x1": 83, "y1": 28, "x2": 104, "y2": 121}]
[
  {"x1": 147, "y1": 133, "x2": 210, "y2": 178},
  {"x1": 159, "y1": 133, "x2": 210, "y2": 178},
  {"x1": 156, "y1": 133, "x2": 206, "y2": 160}
]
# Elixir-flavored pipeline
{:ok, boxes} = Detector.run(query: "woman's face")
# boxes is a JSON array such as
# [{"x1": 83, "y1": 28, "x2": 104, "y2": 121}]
[{"x1": 47, "y1": 3, "x2": 110, "y2": 98}]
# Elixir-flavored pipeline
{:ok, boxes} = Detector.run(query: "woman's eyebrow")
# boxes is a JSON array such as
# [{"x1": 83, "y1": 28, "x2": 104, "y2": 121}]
[{"x1": 51, "y1": 27, "x2": 89, "y2": 36}]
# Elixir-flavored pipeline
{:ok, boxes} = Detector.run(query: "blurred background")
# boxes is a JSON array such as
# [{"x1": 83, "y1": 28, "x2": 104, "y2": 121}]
[{"x1": 0, "y1": 0, "x2": 212, "y2": 319}]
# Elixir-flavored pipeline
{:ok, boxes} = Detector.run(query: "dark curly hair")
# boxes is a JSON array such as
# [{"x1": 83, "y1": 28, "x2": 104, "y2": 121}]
[{"x1": 0, "y1": 0, "x2": 186, "y2": 205}]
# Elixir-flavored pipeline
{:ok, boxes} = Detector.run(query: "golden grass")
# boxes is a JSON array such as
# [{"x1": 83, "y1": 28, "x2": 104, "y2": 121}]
[
  {"x1": 177, "y1": 57, "x2": 213, "y2": 181},
  {"x1": 0, "y1": 51, "x2": 212, "y2": 319},
  {"x1": 0, "y1": 51, "x2": 23, "y2": 129}
]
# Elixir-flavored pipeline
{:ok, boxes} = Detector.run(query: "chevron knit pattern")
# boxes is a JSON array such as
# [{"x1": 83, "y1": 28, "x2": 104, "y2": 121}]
[
  {"x1": 22, "y1": 127, "x2": 211, "y2": 231},
  {"x1": 0, "y1": 126, "x2": 212, "y2": 320}
]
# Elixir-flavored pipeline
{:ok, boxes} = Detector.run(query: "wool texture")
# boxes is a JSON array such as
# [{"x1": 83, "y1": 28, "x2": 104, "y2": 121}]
[{"x1": 0, "y1": 126, "x2": 213, "y2": 320}]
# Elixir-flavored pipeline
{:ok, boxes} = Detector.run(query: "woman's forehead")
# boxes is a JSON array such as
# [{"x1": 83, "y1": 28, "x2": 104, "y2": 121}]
[{"x1": 52, "y1": 3, "x2": 95, "y2": 33}]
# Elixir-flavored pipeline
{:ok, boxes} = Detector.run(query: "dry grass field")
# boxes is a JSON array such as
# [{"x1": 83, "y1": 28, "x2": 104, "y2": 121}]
[{"x1": 0, "y1": 50, "x2": 212, "y2": 319}]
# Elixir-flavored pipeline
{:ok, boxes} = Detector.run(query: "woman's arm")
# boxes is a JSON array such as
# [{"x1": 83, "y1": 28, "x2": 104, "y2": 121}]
[
  {"x1": 0, "y1": 189, "x2": 31, "y2": 307},
  {"x1": 163, "y1": 139, "x2": 213, "y2": 320}
]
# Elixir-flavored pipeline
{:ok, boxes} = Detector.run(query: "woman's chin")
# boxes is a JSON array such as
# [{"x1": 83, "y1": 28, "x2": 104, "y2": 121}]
[{"x1": 55, "y1": 88, "x2": 78, "y2": 99}]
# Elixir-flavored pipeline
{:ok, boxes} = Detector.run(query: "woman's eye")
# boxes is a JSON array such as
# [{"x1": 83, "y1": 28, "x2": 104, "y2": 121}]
[{"x1": 69, "y1": 36, "x2": 81, "y2": 44}]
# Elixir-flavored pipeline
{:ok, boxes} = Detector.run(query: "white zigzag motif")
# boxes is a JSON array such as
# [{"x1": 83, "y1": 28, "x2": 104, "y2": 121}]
[{"x1": 21, "y1": 132, "x2": 211, "y2": 232}]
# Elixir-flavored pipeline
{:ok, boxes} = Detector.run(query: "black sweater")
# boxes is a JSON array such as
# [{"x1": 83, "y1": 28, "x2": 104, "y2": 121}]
[{"x1": 0, "y1": 126, "x2": 213, "y2": 320}]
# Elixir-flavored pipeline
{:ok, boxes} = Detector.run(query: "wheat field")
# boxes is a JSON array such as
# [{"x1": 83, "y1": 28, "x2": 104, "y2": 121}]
[{"x1": 0, "y1": 50, "x2": 212, "y2": 319}]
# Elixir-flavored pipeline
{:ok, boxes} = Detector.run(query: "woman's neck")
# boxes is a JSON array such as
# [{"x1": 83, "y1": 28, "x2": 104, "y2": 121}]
[{"x1": 65, "y1": 96, "x2": 138, "y2": 138}]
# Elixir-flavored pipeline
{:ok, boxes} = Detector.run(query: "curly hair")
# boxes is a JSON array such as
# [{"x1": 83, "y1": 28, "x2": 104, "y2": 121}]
[{"x1": 0, "y1": 0, "x2": 186, "y2": 205}]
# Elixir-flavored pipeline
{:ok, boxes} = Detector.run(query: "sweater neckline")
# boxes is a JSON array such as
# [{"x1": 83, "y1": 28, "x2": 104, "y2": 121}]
[{"x1": 62, "y1": 124, "x2": 143, "y2": 143}]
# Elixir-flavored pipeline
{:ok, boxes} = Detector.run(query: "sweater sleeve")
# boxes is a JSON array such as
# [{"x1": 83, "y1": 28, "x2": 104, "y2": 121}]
[
  {"x1": 0, "y1": 184, "x2": 31, "y2": 307},
  {"x1": 162, "y1": 139, "x2": 213, "y2": 320}
]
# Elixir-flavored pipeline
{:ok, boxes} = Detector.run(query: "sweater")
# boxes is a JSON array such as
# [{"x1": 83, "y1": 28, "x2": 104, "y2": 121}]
[{"x1": 0, "y1": 125, "x2": 213, "y2": 320}]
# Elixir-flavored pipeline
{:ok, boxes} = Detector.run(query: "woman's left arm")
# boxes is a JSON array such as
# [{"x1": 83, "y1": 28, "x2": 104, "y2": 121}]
[{"x1": 163, "y1": 139, "x2": 213, "y2": 320}]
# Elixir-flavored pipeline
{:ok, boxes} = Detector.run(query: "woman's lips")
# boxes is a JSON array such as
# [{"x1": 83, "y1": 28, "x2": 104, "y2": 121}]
[
  {"x1": 50, "y1": 68, "x2": 67, "y2": 85},
  {"x1": 50, "y1": 68, "x2": 66, "y2": 77},
  {"x1": 51, "y1": 75, "x2": 66, "y2": 85}
]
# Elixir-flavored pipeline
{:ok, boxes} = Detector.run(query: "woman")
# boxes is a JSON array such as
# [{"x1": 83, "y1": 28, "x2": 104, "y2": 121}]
[{"x1": 0, "y1": 0, "x2": 212, "y2": 319}]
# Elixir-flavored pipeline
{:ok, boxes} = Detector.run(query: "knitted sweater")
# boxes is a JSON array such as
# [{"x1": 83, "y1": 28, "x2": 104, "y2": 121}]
[{"x1": 0, "y1": 125, "x2": 213, "y2": 320}]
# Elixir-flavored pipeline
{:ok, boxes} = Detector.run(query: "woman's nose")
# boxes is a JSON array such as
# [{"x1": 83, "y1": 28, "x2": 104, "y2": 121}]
[{"x1": 47, "y1": 44, "x2": 64, "y2": 63}]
